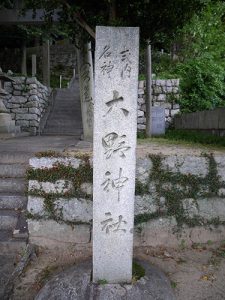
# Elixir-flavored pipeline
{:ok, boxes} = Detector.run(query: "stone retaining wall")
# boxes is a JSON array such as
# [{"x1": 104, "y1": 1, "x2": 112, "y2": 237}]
[
  {"x1": 137, "y1": 79, "x2": 180, "y2": 131},
  {"x1": 27, "y1": 151, "x2": 225, "y2": 251},
  {"x1": 2, "y1": 77, "x2": 50, "y2": 135}
]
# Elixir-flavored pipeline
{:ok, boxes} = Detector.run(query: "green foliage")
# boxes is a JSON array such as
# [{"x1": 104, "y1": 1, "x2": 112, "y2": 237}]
[
  {"x1": 177, "y1": 2, "x2": 225, "y2": 61},
  {"x1": 97, "y1": 279, "x2": 108, "y2": 285},
  {"x1": 132, "y1": 261, "x2": 145, "y2": 281},
  {"x1": 50, "y1": 74, "x2": 68, "y2": 89},
  {"x1": 152, "y1": 52, "x2": 179, "y2": 79},
  {"x1": 177, "y1": 56, "x2": 225, "y2": 112},
  {"x1": 171, "y1": 281, "x2": 177, "y2": 289},
  {"x1": 175, "y1": 2, "x2": 225, "y2": 112},
  {"x1": 35, "y1": 150, "x2": 64, "y2": 157}
]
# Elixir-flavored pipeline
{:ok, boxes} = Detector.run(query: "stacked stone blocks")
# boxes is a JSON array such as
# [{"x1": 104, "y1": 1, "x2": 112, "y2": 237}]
[
  {"x1": 137, "y1": 79, "x2": 180, "y2": 131},
  {"x1": 2, "y1": 77, "x2": 50, "y2": 135},
  {"x1": 27, "y1": 152, "x2": 225, "y2": 250}
]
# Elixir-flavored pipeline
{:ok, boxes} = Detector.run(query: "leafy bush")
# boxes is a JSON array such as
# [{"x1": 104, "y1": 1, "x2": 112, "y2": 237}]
[
  {"x1": 177, "y1": 55, "x2": 225, "y2": 112},
  {"x1": 174, "y1": 1, "x2": 225, "y2": 112}
]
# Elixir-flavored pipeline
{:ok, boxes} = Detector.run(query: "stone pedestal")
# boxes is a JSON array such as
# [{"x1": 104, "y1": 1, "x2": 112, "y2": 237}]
[{"x1": 35, "y1": 260, "x2": 175, "y2": 300}]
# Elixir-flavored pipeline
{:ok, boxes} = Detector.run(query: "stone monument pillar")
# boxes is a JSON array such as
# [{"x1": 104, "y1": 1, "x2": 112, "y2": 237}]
[
  {"x1": 77, "y1": 42, "x2": 94, "y2": 141},
  {"x1": 93, "y1": 26, "x2": 139, "y2": 283},
  {"x1": 21, "y1": 43, "x2": 27, "y2": 76},
  {"x1": 32, "y1": 54, "x2": 37, "y2": 77}
]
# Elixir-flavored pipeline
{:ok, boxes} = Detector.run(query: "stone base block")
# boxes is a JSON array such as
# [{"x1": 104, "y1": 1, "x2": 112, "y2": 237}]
[
  {"x1": 35, "y1": 260, "x2": 175, "y2": 300},
  {"x1": 28, "y1": 219, "x2": 91, "y2": 249}
]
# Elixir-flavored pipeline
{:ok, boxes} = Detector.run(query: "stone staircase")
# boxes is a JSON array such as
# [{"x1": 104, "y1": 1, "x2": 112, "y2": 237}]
[
  {"x1": 42, "y1": 83, "x2": 83, "y2": 136},
  {"x1": 0, "y1": 152, "x2": 29, "y2": 297},
  {"x1": 0, "y1": 152, "x2": 28, "y2": 254}
]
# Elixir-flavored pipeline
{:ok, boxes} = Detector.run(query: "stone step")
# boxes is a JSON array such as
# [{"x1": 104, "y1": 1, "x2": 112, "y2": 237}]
[
  {"x1": 0, "y1": 152, "x2": 30, "y2": 164},
  {"x1": 44, "y1": 123, "x2": 82, "y2": 128},
  {"x1": 42, "y1": 132, "x2": 82, "y2": 137},
  {"x1": 0, "y1": 238, "x2": 27, "y2": 251},
  {"x1": 0, "y1": 164, "x2": 27, "y2": 178},
  {"x1": 45, "y1": 121, "x2": 82, "y2": 126},
  {"x1": 0, "y1": 178, "x2": 26, "y2": 194},
  {"x1": 48, "y1": 110, "x2": 81, "y2": 115},
  {"x1": 43, "y1": 129, "x2": 83, "y2": 135},
  {"x1": 0, "y1": 210, "x2": 19, "y2": 231},
  {"x1": 0, "y1": 194, "x2": 27, "y2": 210}
]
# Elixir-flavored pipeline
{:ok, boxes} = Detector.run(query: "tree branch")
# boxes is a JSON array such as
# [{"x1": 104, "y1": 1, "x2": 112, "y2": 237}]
[{"x1": 62, "y1": 0, "x2": 96, "y2": 39}]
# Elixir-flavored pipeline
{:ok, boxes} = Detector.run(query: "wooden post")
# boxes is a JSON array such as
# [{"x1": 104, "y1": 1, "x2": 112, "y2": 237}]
[
  {"x1": 42, "y1": 40, "x2": 50, "y2": 87},
  {"x1": 146, "y1": 40, "x2": 152, "y2": 137},
  {"x1": 60, "y1": 75, "x2": 62, "y2": 88}
]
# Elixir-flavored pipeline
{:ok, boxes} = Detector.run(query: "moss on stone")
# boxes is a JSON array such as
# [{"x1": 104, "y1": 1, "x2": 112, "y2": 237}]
[{"x1": 135, "y1": 153, "x2": 224, "y2": 227}]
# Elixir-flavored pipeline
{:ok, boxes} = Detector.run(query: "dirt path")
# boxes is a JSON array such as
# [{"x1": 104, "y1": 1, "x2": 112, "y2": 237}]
[{"x1": 135, "y1": 242, "x2": 225, "y2": 300}]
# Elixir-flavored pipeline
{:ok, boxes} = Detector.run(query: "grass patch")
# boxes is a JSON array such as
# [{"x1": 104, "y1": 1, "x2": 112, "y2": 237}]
[
  {"x1": 132, "y1": 261, "x2": 145, "y2": 281},
  {"x1": 165, "y1": 130, "x2": 225, "y2": 147},
  {"x1": 138, "y1": 130, "x2": 225, "y2": 150},
  {"x1": 171, "y1": 280, "x2": 177, "y2": 289},
  {"x1": 97, "y1": 279, "x2": 108, "y2": 285}
]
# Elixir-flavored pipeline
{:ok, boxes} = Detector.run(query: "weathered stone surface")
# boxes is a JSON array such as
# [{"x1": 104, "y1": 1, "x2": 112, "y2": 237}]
[
  {"x1": 151, "y1": 107, "x2": 165, "y2": 135},
  {"x1": 134, "y1": 195, "x2": 158, "y2": 215},
  {"x1": 0, "y1": 214, "x2": 18, "y2": 231},
  {"x1": 93, "y1": 26, "x2": 139, "y2": 283},
  {"x1": 197, "y1": 198, "x2": 225, "y2": 221},
  {"x1": 162, "y1": 155, "x2": 208, "y2": 177},
  {"x1": 27, "y1": 196, "x2": 46, "y2": 216},
  {"x1": 135, "y1": 217, "x2": 178, "y2": 248},
  {"x1": 137, "y1": 124, "x2": 146, "y2": 130},
  {"x1": 138, "y1": 110, "x2": 144, "y2": 117},
  {"x1": 136, "y1": 157, "x2": 152, "y2": 184},
  {"x1": 28, "y1": 219, "x2": 91, "y2": 247},
  {"x1": 16, "y1": 120, "x2": 29, "y2": 127},
  {"x1": 55, "y1": 198, "x2": 92, "y2": 223},
  {"x1": 29, "y1": 107, "x2": 40, "y2": 115},
  {"x1": 29, "y1": 157, "x2": 82, "y2": 169},
  {"x1": 13, "y1": 90, "x2": 22, "y2": 96},
  {"x1": 11, "y1": 108, "x2": 28, "y2": 113},
  {"x1": 16, "y1": 113, "x2": 39, "y2": 121},
  {"x1": 35, "y1": 260, "x2": 175, "y2": 300},
  {"x1": 80, "y1": 182, "x2": 93, "y2": 196},
  {"x1": 29, "y1": 120, "x2": 39, "y2": 127},
  {"x1": 215, "y1": 155, "x2": 225, "y2": 182},
  {"x1": 8, "y1": 96, "x2": 27, "y2": 104},
  {"x1": 29, "y1": 180, "x2": 73, "y2": 194},
  {"x1": 218, "y1": 188, "x2": 225, "y2": 196},
  {"x1": 23, "y1": 101, "x2": 39, "y2": 108},
  {"x1": 182, "y1": 198, "x2": 198, "y2": 218},
  {"x1": 26, "y1": 78, "x2": 38, "y2": 84}
]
